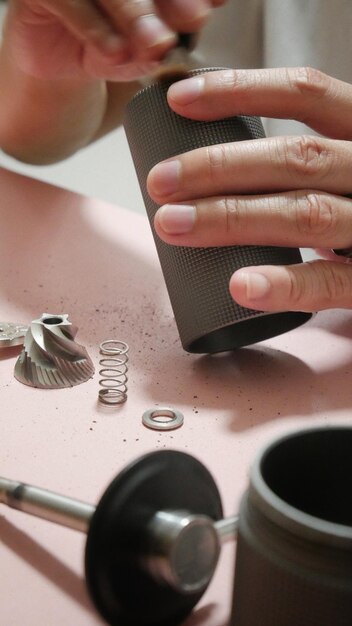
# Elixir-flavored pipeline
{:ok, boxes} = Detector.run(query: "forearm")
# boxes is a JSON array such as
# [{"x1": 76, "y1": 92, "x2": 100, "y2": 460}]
[{"x1": 0, "y1": 41, "x2": 139, "y2": 165}]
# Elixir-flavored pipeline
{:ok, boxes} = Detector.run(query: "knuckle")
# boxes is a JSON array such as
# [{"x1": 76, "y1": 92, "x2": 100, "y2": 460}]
[
  {"x1": 285, "y1": 67, "x2": 332, "y2": 126},
  {"x1": 217, "y1": 197, "x2": 242, "y2": 233},
  {"x1": 280, "y1": 135, "x2": 331, "y2": 180},
  {"x1": 315, "y1": 262, "x2": 352, "y2": 305},
  {"x1": 294, "y1": 192, "x2": 337, "y2": 237},
  {"x1": 205, "y1": 144, "x2": 230, "y2": 177},
  {"x1": 288, "y1": 66, "x2": 330, "y2": 100},
  {"x1": 108, "y1": 0, "x2": 153, "y2": 22},
  {"x1": 286, "y1": 261, "x2": 352, "y2": 309},
  {"x1": 287, "y1": 269, "x2": 307, "y2": 306}
]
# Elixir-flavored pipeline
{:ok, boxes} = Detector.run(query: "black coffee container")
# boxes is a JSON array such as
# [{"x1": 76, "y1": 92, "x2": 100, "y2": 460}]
[{"x1": 124, "y1": 69, "x2": 311, "y2": 353}]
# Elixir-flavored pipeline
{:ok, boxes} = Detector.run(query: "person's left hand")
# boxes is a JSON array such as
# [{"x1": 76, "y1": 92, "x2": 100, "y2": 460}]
[
  {"x1": 4, "y1": 0, "x2": 226, "y2": 82},
  {"x1": 147, "y1": 67, "x2": 352, "y2": 313}
]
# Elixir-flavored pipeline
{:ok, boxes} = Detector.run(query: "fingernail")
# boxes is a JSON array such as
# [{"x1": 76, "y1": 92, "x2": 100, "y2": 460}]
[
  {"x1": 149, "y1": 160, "x2": 181, "y2": 195},
  {"x1": 157, "y1": 204, "x2": 196, "y2": 234},
  {"x1": 135, "y1": 14, "x2": 175, "y2": 48},
  {"x1": 234, "y1": 271, "x2": 271, "y2": 299},
  {"x1": 168, "y1": 76, "x2": 204, "y2": 105}
]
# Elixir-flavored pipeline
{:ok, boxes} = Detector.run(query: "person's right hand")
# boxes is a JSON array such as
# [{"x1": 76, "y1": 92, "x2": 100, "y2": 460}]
[
  {"x1": 4, "y1": 0, "x2": 225, "y2": 82},
  {"x1": 148, "y1": 67, "x2": 352, "y2": 314}
]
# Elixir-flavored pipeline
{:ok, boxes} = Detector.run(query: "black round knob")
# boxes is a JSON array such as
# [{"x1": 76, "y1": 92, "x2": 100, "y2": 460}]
[{"x1": 85, "y1": 450, "x2": 223, "y2": 626}]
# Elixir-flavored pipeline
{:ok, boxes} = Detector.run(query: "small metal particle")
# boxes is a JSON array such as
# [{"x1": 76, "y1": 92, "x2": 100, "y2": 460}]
[
  {"x1": 0, "y1": 322, "x2": 28, "y2": 348},
  {"x1": 142, "y1": 407, "x2": 184, "y2": 431}
]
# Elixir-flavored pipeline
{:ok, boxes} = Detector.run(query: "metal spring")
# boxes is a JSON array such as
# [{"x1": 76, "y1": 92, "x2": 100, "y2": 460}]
[{"x1": 98, "y1": 340, "x2": 129, "y2": 405}]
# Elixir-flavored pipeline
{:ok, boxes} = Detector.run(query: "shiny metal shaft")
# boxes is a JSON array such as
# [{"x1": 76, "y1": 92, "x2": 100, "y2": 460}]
[
  {"x1": 0, "y1": 477, "x2": 94, "y2": 533},
  {"x1": 0, "y1": 476, "x2": 239, "y2": 595},
  {"x1": 0, "y1": 477, "x2": 238, "y2": 544},
  {"x1": 215, "y1": 516, "x2": 239, "y2": 543}
]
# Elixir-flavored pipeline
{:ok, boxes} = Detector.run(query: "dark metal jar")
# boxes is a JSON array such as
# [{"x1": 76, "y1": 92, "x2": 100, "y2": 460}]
[
  {"x1": 231, "y1": 426, "x2": 352, "y2": 626},
  {"x1": 124, "y1": 68, "x2": 311, "y2": 354}
]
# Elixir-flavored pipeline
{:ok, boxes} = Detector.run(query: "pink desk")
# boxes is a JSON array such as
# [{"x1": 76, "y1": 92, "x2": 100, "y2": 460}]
[{"x1": 0, "y1": 166, "x2": 351, "y2": 625}]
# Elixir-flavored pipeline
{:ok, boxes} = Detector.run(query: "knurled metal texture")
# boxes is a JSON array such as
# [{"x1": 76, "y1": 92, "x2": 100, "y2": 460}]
[
  {"x1": 231, "y1": 530, "x2": 352, "y2": 626},
  {"x1": 124, "y1": 69, "x2": 309, "y2": 353}
]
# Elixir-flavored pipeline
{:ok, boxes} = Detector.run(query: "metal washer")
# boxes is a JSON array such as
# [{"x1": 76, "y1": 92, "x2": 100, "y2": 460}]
[{"x1": 142, "y1": 407, "x2": 184, "y2": 431}]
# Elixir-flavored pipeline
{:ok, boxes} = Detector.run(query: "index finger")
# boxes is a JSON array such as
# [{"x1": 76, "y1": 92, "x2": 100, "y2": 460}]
[
  {"x1": 98, "y1": 0, "x2": 214, "y2": 58},
  {"x1": 98, "y1": 0, "x2": 175, "y2": 59},
  {"x1": 167, "y1": 67, "x2": 352, "y2": 140},
  {"x1": 155, "y1": 0, "x2": 212, "y2": 32}
]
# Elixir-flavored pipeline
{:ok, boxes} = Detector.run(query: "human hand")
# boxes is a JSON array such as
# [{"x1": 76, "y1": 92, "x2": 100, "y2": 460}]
[
  {"x1": 147, "y1": 67, "x2": 352, "y2": 313},
  {"x1": 4, "y1": 0, "x2": 226, "y2": 81}
]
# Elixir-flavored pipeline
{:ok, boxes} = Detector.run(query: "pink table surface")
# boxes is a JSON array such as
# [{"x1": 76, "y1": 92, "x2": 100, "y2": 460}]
[{"x1": 0, "y1": 166, "x2": 351, "y2": 626}]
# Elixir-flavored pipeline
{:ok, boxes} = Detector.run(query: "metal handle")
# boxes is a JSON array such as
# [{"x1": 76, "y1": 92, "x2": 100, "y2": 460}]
[
  {"x1": 0, "y1": 476, "x2": 238, "y2": 594},
  {"x1": 215, "y1": 516, "x2": 239, "y2": 543},
  {"x1": 0, "y1": 477, "x2": 94, "y2": 533}
]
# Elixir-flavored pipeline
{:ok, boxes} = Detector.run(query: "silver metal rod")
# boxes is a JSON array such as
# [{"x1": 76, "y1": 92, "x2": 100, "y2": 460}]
[
  {"x1": 0, "y1": 477, "x2": 95, "y2": 533},
  {"x1": 0, "y1": 476, "x2": 239, "y2": 542},
  {"x1": 215, "y1": 516, "x2": 239, "y2": 543}
]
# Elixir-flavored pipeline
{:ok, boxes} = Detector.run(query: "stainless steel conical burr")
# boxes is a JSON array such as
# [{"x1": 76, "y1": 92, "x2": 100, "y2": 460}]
[{"x1": 14, "y1": 313, "x2": 94, "y2": 389}]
